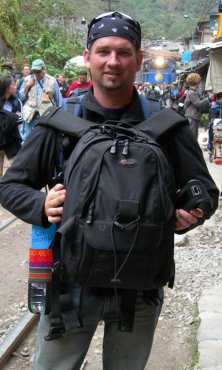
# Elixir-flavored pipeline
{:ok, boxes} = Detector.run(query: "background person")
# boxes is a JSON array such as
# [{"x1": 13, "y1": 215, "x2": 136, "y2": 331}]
[
  {"x1": 146, "y1": 84, "x2": 160, "y2": 99},
  {"x1": 65, "y1": 70, "x2": 92, "y2": 97},
  {"x1": 184, "y1": 73, "x2": 209, "y2": 138},
  {"x1": 57, "y1": 74, "x2": 69, "y2": 98},
  {"x1": 19, "y1": 58, "x2": 62, "y2": 141},
  {"x1": 0, "y1": 75, "x2": 23, "y2": 175},
  {"x1": 16, "y1": 64, "x2": 31, "y2": 97}
]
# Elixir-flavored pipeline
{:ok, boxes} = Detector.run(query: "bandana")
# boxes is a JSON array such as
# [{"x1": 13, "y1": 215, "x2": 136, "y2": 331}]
[{"x1": 87, "y1": 16, "x2": 141, "y2": 50}]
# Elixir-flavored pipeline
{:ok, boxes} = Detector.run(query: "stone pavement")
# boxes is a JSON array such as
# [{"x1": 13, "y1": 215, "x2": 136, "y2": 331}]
[
  {"x1": 194, "y1": 142, "x2": 222, "y2": 370},
  {"x1": 197, "y1": 286, "x2": 222, "y2": 370}
]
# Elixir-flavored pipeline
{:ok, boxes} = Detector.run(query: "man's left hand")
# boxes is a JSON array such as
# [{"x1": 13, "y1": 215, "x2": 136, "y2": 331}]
[{"x1": 175, "y1": 208, "x2": 204, "y2": 231}]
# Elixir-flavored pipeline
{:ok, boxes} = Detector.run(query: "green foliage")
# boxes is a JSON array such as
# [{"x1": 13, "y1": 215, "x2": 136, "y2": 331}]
[
  {"x1": 0, "y1": 0, "x2": 20, "y2": 49},
  {"x1": 13, "y1": 0, "x2": 84, "y2": 72},
  {"x1": 0, "y1": 0, "x2": 219, "y2": 75},
  {"x1": 19, "y1": 30, "x2": 83, "y2": 70},
  {"x1": 200, "y1": 113, "x2": 209, "y2": 128}
]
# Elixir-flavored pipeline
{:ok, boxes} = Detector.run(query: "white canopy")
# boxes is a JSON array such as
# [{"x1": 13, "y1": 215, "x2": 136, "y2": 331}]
[{"x1": 65, "y1": 55, "x2": 85, "y2": 67}]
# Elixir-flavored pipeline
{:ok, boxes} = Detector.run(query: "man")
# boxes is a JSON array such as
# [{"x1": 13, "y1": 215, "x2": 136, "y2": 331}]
[
  {"x1": 146, "y1": 84, "x2": 160, "y2": 99},
  {"x1": 0, "y1": 12, "x2": 219, "y2": 370},
  {"x1": 169, "y1": 82, "x2": 179, "y2": 108},
  {"x1": 65, "y1": 69, "x2": 92, "y2": 97},
  {"x1": 56, "y1": 74, "x2": 69, "y2": 98},
  {"x1": 16, "y1": 64, "x2": 31, "y2": 96},
  {"x1": 184, "y1": 73, "x2": 209, "y2": 139},
  {"x1": 19, "y1": 59, "x2": 62, "y2": 141}
]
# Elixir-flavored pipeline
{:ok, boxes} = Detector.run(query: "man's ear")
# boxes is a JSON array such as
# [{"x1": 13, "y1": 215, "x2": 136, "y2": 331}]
[
  {"x1": 136, "y1": 51, "x2": 144, "y2": 72},
  {"x1": 84, "y1": 49, "x2": 90, "y2": 69}
]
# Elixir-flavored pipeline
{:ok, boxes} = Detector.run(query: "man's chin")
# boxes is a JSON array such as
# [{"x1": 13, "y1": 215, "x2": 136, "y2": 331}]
[{"x1": 102, "y1": 82, "x2": 123, "y2": 91}]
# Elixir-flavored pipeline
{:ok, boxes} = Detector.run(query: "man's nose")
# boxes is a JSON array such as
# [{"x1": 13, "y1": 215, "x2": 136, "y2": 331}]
[{"x1": 107, "y1": 52, "x2": 120, "y2": 65}]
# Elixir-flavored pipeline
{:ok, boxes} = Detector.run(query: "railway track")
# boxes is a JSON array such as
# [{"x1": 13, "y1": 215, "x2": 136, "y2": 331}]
[
  {"x1": 0, "y1": 209, "x2": 37, "y2": 369},
  {"x1": 0, "y1": 312, "x2": 38, "y2": 369},
  {"x1": 0, "y1": 216, "x2": 17, "y2": 232}
]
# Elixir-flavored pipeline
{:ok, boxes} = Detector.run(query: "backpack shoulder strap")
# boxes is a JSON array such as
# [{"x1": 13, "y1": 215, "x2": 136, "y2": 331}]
[
  {"x1": 63, "y1": 94, "x2": 85, "y2": 116},
  {"x1": 39, "y1": 106, "x2": 96, "y2": 138},
  {"x1": 136, "y1": 108, "x2": 189, "y2": 140},
  {"x1": 139, "y1": 95, "x2": 152, "y2": 118}
]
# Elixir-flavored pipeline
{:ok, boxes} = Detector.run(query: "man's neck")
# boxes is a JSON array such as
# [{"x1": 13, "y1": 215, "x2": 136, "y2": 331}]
[{"x1": 93, "y1": 87, "x2": 134, "y2": 109}]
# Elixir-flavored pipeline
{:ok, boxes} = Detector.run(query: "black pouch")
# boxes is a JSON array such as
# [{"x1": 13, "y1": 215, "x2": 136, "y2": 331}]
[{"x1": 176, "y1": 179, "x2": 213, "y2": 213}]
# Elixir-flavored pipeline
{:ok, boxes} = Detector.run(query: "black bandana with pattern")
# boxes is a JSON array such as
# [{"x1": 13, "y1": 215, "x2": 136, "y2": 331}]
[{"x1": 87, "y1": 16, "x2": 141, "y2": 50}]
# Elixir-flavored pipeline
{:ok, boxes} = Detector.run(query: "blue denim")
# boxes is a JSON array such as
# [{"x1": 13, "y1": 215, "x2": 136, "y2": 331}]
[
  {"x1": 31, "y1": 286, "x2": 163, "y2": 370},
  {"x1": 19, "y1": 113, "x2": 40, "y2": 142}
]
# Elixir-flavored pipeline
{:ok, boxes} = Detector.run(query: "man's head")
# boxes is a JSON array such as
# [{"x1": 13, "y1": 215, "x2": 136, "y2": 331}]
[
  {"x1": 22, "y1": 64, "x2": 31, "y2": 77},
  {"x1": 31, "y1": 59, "x2": 45, "y2": 80},
  {"x1": 84, "y1": 12, "x2": 143, "y2": 105},
  {"x1": 78, "y1": 70, "x2": 88, "y2": 85},
  {"x1": 57, "y1": 74, "x2": 66, "y2": 85},
  {"x1": 186, "y1": 73, "x2": 201, "y2": 87}
]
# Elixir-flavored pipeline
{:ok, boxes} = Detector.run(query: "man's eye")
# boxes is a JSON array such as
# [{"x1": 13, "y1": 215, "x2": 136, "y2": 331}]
[
  {"x1": 120, "y1": 51, "x2": 130, "y2": 56},
  {"x1": 98, "y1": 50, "x2": 108, "y2": 55}
]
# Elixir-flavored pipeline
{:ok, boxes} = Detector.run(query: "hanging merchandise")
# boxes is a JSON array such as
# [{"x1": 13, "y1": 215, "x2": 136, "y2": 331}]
[{"x1": 213, "y1": 118, "x2": 222, "y2": 164}]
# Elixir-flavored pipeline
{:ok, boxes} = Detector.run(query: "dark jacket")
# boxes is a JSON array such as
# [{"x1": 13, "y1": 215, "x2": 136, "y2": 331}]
[
  {"x1": 184, "y1": 88, "x2": 209, "y2": 120},
  {"x1": 0, "y1": 88, "x2": 219, "y2": 230},
  {"x1": 0, "y1": 97, "x2": 22, "y2": 159}
]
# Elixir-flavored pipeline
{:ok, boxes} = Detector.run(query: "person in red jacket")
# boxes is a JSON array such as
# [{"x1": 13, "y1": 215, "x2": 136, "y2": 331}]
[{"x1": 66, "y1": 70, "x2": 92, "y2": 97}]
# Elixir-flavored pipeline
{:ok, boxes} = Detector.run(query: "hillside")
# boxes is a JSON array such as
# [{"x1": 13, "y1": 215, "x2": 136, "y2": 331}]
[
  {"x1": 0, "y1": 0, "x2": 219, "y2": 74},
  {"x1": 68, "y1": 0, "x2": 219, "y2": 40}
]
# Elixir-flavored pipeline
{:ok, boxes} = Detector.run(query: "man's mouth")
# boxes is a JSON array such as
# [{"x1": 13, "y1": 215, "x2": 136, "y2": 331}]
[{"x1": 104, "y1": 71, "x2": 121, "y2": 76}]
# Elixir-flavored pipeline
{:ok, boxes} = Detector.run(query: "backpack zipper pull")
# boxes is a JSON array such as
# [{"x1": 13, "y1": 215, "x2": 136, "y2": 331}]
[
  {"x1": 110, "y1": 139, "x2": 118, "y2": 154},
  {"x1": 86, "y1": 199, "x2": 95, "y2": 224},
  {"x1": 122, "y1": 140, "x2": 129, "y2": 156}
]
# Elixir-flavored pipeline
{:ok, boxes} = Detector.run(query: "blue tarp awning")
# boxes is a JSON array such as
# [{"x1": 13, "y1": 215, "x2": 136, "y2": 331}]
[{"x1": 181, "y1": 51, "x2": 192, "y2": 62}]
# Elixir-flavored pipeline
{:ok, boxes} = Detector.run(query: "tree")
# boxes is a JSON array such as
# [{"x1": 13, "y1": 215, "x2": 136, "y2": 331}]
[{"x1": 0, "y1": 0, "x2": 20, "y2": 50}]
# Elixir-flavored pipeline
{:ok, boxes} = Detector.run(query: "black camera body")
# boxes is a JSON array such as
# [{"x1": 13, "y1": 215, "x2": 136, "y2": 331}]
[{"x1": 176, "y1": 179, "x2": 212, "y2": 212}]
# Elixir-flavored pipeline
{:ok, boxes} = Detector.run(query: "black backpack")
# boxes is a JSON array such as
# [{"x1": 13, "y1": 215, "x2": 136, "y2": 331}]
[{"x1": 39, "y1": 107, "x2": 188, "y2": 338}]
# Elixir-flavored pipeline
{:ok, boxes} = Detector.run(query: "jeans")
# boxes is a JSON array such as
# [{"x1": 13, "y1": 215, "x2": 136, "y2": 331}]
[
  {"x1": 187, "y1": 117, "x2": 199, "y2": 139},
  {"x1": 31, "y1": 286, "x2": 163, "y2": 370},
  {"x1": 19, "y1": 113, "x2": 40, "y2": 141}
]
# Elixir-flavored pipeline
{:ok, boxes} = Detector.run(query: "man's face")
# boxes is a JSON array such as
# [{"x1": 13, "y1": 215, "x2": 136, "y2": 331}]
[
  {"x1": 32, "y1": 67, "x2": 45, "y2": 80},
  {"x1": 79, "y1": 74, "x2": 87, "y2": 85},
  {"x1": 84, "y1": 36, "x2": 143, "y2": 94},
  {"x1": 58, "y1": 75, "x2": 65, "y2": 84},
  {"x1": 23, "y1": 66, "x2": 30, "y2": 76}
]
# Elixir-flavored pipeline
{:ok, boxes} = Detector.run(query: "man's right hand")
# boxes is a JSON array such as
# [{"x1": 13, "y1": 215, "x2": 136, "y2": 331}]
[
  {"x1": 24, "y1": 77, "x2": 35, "y2": 94},
  {"x1": 44, "y1": 183, "x2": 66, "y2": 223}
]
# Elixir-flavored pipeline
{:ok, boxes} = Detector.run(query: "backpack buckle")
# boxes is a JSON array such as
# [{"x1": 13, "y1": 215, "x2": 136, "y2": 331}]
[
  {"x1": 45, "y1": 317, "x2": 66, "y2": 341},
  {"x1": 52, "y1": 261, "x2": 63, "y2": 275}
]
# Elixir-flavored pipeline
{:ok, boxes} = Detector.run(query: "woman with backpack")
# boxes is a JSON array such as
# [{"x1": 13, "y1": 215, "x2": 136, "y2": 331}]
[
  {"x1": 0, "y1": 75, "x2": 23, "y2": 175},
  {"x1": 184, "y1": 73, "x2": 209, "y2": 139}
]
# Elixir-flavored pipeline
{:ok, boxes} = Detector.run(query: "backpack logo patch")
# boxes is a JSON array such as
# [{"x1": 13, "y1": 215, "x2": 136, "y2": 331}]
[{"x1": 118, "y1": 158, "x2": 137, "y2": 167}]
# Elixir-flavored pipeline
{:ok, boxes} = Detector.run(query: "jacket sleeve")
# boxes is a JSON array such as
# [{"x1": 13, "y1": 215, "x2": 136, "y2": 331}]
[
  {"x1": 160, "y1": 124, "x2": 219, "y2": 233},
  {"x1": 65, "y1": 82, "x2": 75, "y2": 98},
  {"x1": 187, "y1": 90, "x2": 209, "y2": 109},
  {"x1": 0, "y1": 125, "x2": 57, "y2": 227}
]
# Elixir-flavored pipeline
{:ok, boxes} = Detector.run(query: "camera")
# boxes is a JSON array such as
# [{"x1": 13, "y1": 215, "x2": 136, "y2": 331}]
[{"x1": 176, "y1": 179, "x2": 212, "y2": 212}]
